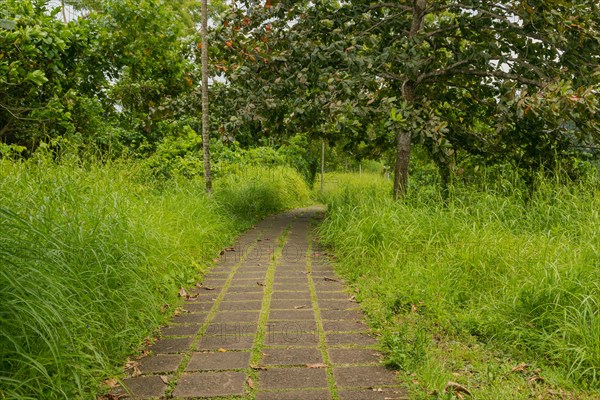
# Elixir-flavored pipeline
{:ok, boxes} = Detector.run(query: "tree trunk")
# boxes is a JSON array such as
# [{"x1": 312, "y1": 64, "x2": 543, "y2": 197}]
[
  {"x1": 434, "y1": 157, "x2": 452, "y2": 202},
  {"x1": 393, "y1": 130, "x2": 412, "y2": 200},
  {"x1": 393, "y1": 79, "x2": 417, "y2": 199},
  {"x1": 0, "y1": 118, "x2": 13, "y2": 139},
  {"x1": 392, "y1": 0, "x2": 426, "y2": 199},
  {"x1": 201, "y1": 0, "x2": 212, "y2": 193}
]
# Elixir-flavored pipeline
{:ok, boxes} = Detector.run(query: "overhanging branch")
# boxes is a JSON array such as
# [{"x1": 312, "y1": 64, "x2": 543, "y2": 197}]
[{"x1": 453, "y1": 68, "x2": 546, "y2": 88}]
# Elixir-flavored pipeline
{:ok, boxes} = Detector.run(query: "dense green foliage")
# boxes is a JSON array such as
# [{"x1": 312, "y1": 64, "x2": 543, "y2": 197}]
[
  {"x1": 0, "y1": 154, "x2": 309, "y2": 399},
  {"x1": 1, "y1": 0, "x2": 217, "y2": 155},
  {"x1": 0, "y1": 1, "x2": 88, "y2": 149},
  {"x1": 3, "y1": 0, "x2": 599, "y2": 186},
  {"x1": 318, "y1": 172, "x2": 600, "y2": 397}
]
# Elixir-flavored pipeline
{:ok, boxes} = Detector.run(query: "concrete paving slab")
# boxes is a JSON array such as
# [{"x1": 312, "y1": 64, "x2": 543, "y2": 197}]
[
  {"x1": 261, "y1": 348, "x2": 323, "y2": 366},
  {"x1": 259, "y1": 368, "x2": 328, "y2": 389},
  {"x1": 326, "y1": 333, "x2": 378, "y2": 347},
  {"x1": 328, "y1": 348, "x2": 384, "y2": 365},
  {"x1": 333, "y1": 366, "x2": 398, "y2": 388},
  {"x1": 212, "y1": 311, "x2": 260, "y2": 323},
  {"x1": 255, "y1": 389, "x2": 331, "y2": 400},
  {"x1": 118, "y1": 375, "x2": 167, "y2": 398},
  {"x1": 160, "y1": 324, "x2": 201, "y2": 337},
  {"x1": 149, "y1": 337, "x2": 192, "y2": 354},
  {"x1": 173, "y1": 371, "x2": 246, "y2": 398},
  {"x1": 186, "y1": 351, "x2": 251, "y2": 371},
  {"x1": 138, "y1": 354, "x2": 183, "y2": 374}
]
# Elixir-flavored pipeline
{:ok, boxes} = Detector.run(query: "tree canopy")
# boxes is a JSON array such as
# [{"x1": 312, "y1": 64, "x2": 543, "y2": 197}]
[
  {"x1": 1, "y1": 0, "x2": 599, "y2": 193},
  {"x1": 213, "y1": 0, "x2": 600, "y2": 195}
]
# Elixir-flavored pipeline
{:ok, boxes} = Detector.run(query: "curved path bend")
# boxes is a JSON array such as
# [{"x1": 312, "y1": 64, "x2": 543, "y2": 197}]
[{"x1": 114, "y1": 207, "x2": 408, "y2": 400}]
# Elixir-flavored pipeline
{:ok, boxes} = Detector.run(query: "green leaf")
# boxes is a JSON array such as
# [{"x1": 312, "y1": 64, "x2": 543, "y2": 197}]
[
  {"x1": 0, "y1": 19, "x2": 16, "y2": 31},
  {"x1": 26, "y1": 70, "x2": 48, "y2": 86}
]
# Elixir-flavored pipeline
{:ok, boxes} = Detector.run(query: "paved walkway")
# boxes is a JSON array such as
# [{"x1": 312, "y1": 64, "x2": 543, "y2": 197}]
[{"x1": 114, "y1": 207, "x2": 407, "y2": 399}]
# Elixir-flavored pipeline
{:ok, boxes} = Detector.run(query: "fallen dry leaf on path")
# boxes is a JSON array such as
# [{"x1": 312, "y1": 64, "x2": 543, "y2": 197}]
[
  {"x1": 173, "y1": 307, "x2": 187, "y2": 316},
  {"x1": 247, "y1": 377, "x2": 255, "y2": 389},
  {"x1": 527, "y1": 375, "x2": 544, "y2": 384},
  {"x1": 294, "y1": 305, "x2": 306, "y2": 309},
  {"x1": 444, "y1": 381, "x2": 471, "y2": 397},
  {"x1": 103, "y1": 378, "x2": 119, "y2": 388},
  {"x1": 217, "y1": 348, "x2": 227, "y2": 353},
  {"x1": 306, "y1": 363, "x2": 327, "y2": 368},
  {"x1": 136, "y1": 349, "x2": 149, "y2": 360},
  {"x1": 131, "y1": 366, "x2": 142, "y2": 377},
  {"x1": 512, "y1": 363, "x2": 528, "y2": 373},
  {"x1": 186, "y1": 293, "x2": 199, "y2": 300},
  {"x1": 159, "y1": 375, "x2": 169, "y2": 384},
  {"x1": 124, "y1": 358, "x2": 139, "y2": 370},
  {"x1": 323, "y1": 277, "x2": 339, "y2": 282},
  {"x1": 178, "y1": 287, "x2": 189, "y2": 298}
]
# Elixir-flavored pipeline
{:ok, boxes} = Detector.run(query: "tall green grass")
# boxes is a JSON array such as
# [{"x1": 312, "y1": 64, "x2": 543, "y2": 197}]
[
  {"x1": 0, "y1": 157, "x2": 309, "y2": 399},
  {"x1": 215, "y1": 165, "x2": 311, "y2": 219},
  {"x1": 317, "y1": 172, "x2": 600, "y2": 394}
]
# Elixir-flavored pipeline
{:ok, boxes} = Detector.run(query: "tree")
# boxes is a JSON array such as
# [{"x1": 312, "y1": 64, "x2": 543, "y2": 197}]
[
  {"x1": 345, "y1": 0, "x2": 600, "y2": 197},
  {"x1": 214, "y1": 0, "x2": 600, "y2": 197},
  {"x1": 0, "y1": 1, "x2": 87, "y2": 149}
]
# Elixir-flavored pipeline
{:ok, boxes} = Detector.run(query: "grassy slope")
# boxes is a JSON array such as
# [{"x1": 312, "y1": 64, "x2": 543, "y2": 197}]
[
  {"x1": 317, "y1": 172, "x2": 600, "y2": 399},
  {"x1": 0, "y1": 158, "x2": 309, "y2": 399}
]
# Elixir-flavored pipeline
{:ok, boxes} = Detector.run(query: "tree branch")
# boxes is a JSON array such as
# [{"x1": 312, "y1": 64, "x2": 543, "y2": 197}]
[
  {"x1": 452, "y1": 68, "x2": 546, "y2": 88},
  {"x1": 0, "y1": 118, "x2": 13, "y2": 138},
  {"x1": 378, "y1": 71, "x2": 404, "y2": 82},
  {"x1": 368, "y1": 3, "x2": 412, "y2": 12},
  {"x1": 503, "y1": 56, "x2": 550, "y2": 81},
  {"x1": 417, "y1": 59, "x2": 471, "y2": 83}
]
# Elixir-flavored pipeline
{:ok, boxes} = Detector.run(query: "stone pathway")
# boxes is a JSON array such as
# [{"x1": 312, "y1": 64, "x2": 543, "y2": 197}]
[{"x1": 114, "y1": 207, "x2": 407, "y2": 399}]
